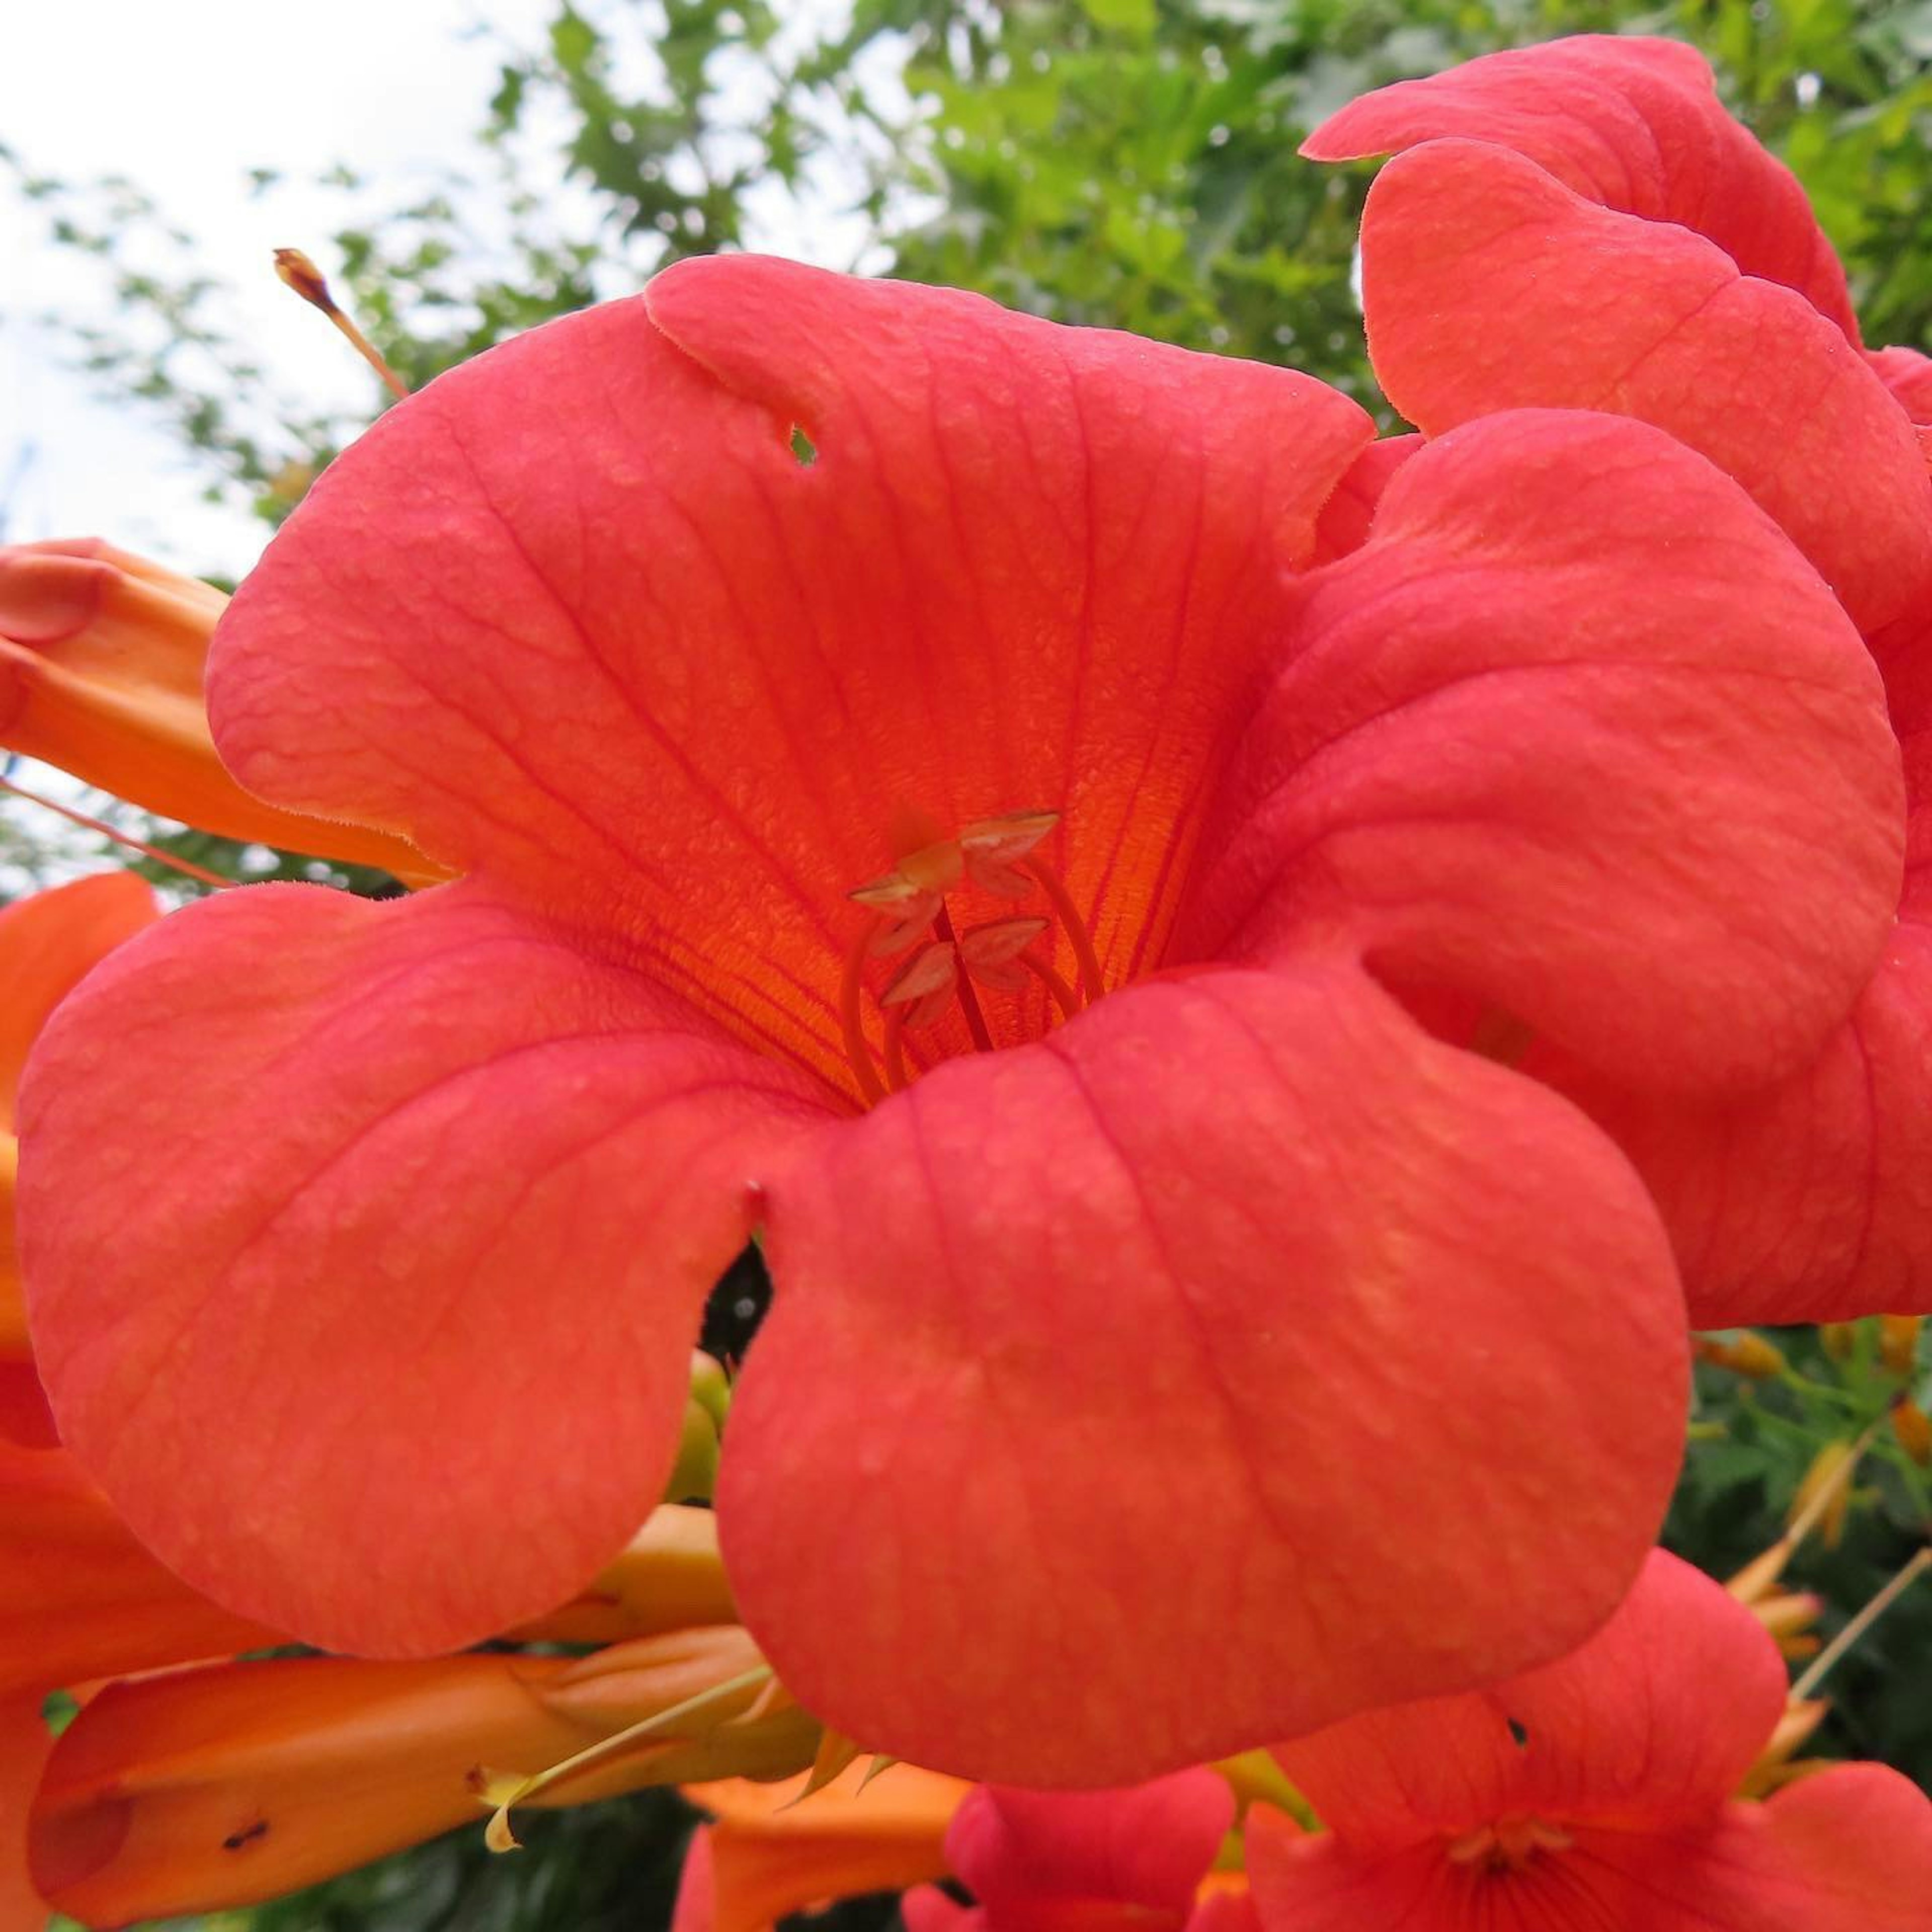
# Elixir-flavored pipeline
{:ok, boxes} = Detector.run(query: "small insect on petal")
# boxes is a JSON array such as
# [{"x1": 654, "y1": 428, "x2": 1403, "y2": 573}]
[{"x1": 960, "y1": 917, "x2": 1051, "y2": 993}]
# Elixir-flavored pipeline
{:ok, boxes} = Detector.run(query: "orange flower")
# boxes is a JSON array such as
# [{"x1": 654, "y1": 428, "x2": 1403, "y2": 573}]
[
  {"x1": 0, "y1": 540, "x2": 440, "y2": 883},
  {"x1": 31, "y1": 1624, "x2": 814, "y2": 1927}
]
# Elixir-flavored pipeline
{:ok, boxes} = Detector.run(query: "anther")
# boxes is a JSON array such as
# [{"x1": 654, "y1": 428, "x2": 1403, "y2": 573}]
[{"x1": 274, "y1": 247, "x2": 411, "y2": 403}]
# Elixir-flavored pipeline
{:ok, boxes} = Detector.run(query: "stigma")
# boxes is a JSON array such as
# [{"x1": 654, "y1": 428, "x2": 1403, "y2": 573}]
[{"x1": 838, "y1": 809, "x2": 1104, "y2": 1103}]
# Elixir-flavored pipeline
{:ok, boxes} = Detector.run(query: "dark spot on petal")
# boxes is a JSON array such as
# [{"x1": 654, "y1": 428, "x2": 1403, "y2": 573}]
[
  {"x1": 789, "y1": 424, "x2": 818, "y2": 466},
  {"x1": 1506, "y1": 1718, "x2": 1529, "y2": 1748},
  {"x1": 222, "y1": 1819, "x2": 270, "y2": 1851}
]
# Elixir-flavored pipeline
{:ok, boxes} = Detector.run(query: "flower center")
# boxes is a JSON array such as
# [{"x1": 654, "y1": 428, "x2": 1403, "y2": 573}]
[
  {"x1": 1445, "y1": 1816, "x2": 1575, "y2": 1875},
  {"x1": 838, "y1": 809, "x2": 1106, "y2": 1103}
]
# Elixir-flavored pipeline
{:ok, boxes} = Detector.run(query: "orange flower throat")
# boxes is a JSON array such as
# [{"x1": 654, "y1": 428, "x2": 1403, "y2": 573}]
[{"x1": 838, "y1": 809, "x2": 1105, "y2": 1104}]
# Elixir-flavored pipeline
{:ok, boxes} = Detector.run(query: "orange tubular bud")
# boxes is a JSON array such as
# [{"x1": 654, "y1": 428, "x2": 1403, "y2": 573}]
[
  {"x1": 1818, "y1": 1322, "x2": 1857, "y2": 1362},
  {"x1": 1694, "y1": 1332, "x2": 1787, "y2": 1380},
  {"x1": 1879, "y1": 1315, "x2": 1923, "y2": 1378},
  {"x1": 1892, "y1": 1396, "x2": 1932, "y2": 1467},
  {"x1": 1789, "y1": 1440, "x2": 1858, "y2": 1549},
  {"x1": 0, "y1": 540, "x2": 443, "y2": 884},
  {"x1": 507, "y1": 1505, "x2": 737, "y2": 1646},
  {"x1": 30, "y1": 1632, "x2": 817, "y2": 1926}
]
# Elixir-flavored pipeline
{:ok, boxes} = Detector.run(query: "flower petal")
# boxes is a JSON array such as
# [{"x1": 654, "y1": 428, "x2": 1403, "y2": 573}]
[
  {"x1": 719, "y1": 963, "x2": 1687, "y2": 1784},
  {"x1": 682, "y1": 1764, "x2": 967, "y2": 1932},
  {"x1": 2, "y1": 1691, "x2": 57, "y2": 1932},
  {"x1": 0, "y1": 872, "x2": 158, "y2": 1450},
  {"x1": 208, "y1": 260, "x2": 1371, "y2": 1094},
  {"x1": 1538, "y1": 599, "x2": 1932, "y2": 1322},
  {"x1": 944, "y1": 1773, "x2": 1233, "y2": 1922},
  {"x1": 0, "y1": 1439, "x2": 278, "y2": 1699},
  {"x1": 1176, "y1": 409, "x2": 1902, "y2": 1098},
  {"x1": 1268, "y1": 1551, "x2": 1783, "y2": 1848},
  {"x1": 19, "y1": 882, "x2": 831, "y2": 1655},
  {"x1": 1303, "y1": 34, "x2": 1857, "y2": 337},
  {"x1": 1348, "y1": 140, "x2": 1932, "y2": 634}
]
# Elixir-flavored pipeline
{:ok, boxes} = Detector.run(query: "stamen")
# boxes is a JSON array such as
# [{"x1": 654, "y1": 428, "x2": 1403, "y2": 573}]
[
  {"x1": 1020, "y1": 852, "x2": 1105, "y2": 1005},
  {"x1": 0, "y1": 774, "x2": 231, "y2": 890},
  {"x1": 1023, "y1": 951, "x2": 1080, "y2": 1021},
  {"x1": 1791, "y1": 1543, "x2": 1932, "y2": 1701},
  {"x1": 882, "y1": 1006, "x2": 912, "y2": 1093},
  {"x1": 274, "y1": 248, "x2": 411, "y2": 402},
  {"x1": 838, "y1": 924, "x2": 888, "y2": 1107}
]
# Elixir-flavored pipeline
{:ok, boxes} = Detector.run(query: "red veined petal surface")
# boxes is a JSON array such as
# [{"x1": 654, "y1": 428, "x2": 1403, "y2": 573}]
[
  {"x1": 1248, "y1": 1778, "x2": 1932, "y2": 1931},
  {"x1": 1266, "y1": 1551, "x2": 1782, "y2": 1849},
  {"x1": 1533, "y1": 600, "x2": 1932, "y2": 1322},
  {"x1": 943, "y1": 1772, "x2": 1233, "y2": 1925},
  {"x1": 0, "y1": 1440, "x2": 277, "y2": 1699},
  {"x1": 18, "y1": 882, "x2": 831, "y2": 1655},
  {"x1": 721, "y1": 962, "x2": 1688, "y2": 1785},
  {"x1": 206, "y1": 257, "x2": 1372, "y2": 1096},
  {"x1": 1303, "y1": 34, "x2": 1857, "y2": 338},
  {"x1": 1344, "y1": 140, "x2": 1932, "y2": 635},
  {"x1": 1175, "y1": 410, "x2": 1903, "y2": 1099},
  {"x1": 1250, "y1": 1551, "x2": 1932, "y2": 1928},
  {"x1": 0, "y1": 872, "x2": 157, "y2": 1449}
]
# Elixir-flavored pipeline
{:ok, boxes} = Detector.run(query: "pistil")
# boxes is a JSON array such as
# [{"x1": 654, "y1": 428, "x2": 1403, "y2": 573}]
[{"x1": 932, "y1": 902, "x2": 996, "y2": 1053}]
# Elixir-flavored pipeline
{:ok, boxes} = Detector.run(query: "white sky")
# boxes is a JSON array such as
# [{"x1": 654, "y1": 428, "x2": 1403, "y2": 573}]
[{"x1": 1, "y1": 0, "x2": 573, "y2": 578}]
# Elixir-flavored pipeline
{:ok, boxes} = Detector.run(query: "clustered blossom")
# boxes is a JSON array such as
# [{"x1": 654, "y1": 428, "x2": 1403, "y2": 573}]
[{"x1": 4, "y1": 27, "x2": 1932, "y2": 1929}]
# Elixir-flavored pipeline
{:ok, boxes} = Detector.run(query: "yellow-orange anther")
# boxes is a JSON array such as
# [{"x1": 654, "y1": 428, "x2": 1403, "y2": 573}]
[
  {"x1": 1880, "y1": 1315, "x2": 1923, "y2": 1378},
  {"x1": 1892, "y1": 1396, "x2": 1932, "y2": 1467},
  {"x1": 1819, "y1": 1322, "x2": 1858, "y2": 1362},
  {"x1": 1694, "y1": 1332, "x2": 1787, "y2": 1380}
]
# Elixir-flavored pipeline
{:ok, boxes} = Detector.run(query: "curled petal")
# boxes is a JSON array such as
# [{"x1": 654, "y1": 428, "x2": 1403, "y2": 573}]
[
  {"x1": 720, "y1": 963, "x2": 1687, "y2": 1784},
  {"x1": 1303, "y1": 34, "x2": 1858, "y2": 337},
  {"x1": 1179, "y1": 410, "x2": 1903, "y2": 1099},
  {"x1": 1350, "y1": 141, "x2": 1932, "y2": 634},
  {"x1": 209, "y1": 258, "x2": 1371, "y2": 1092},
  {"x1": 19, "y1": 883, "x2": 831, "y2": 1655}
]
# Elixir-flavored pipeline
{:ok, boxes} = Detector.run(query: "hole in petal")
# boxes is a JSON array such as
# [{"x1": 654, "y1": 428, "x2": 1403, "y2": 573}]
[
  {"x1": 702, "y1": 1242, "x2": 773, "y2": 1366},
  {"x1": 788, "y1": 423, "x2": 818, "y2": 467}
]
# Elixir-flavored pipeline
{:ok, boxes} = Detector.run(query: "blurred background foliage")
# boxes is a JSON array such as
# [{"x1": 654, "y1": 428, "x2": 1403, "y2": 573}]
[{"x1": 10, "y1": 0, "x2": 1932, "y2": 1925}]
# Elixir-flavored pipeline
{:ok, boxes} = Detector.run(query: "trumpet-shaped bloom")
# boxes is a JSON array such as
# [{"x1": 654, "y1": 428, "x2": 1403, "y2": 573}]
[
  {"x1": 0, "y1": 872, "x2": 157, "y2": 1447},
  {"x1": 18, "y1": 259, "x2": 1906, "y2": 1781},
  {"x1": 29, "y1": 1624, "x2": 814, "y2": 1926},
  {"x1": 902, "y1": 1772, "x2": 1235, "y2": 1932},
  {"x1": 1247, "y1": 1550, "x2": 1932, "y2": 1930},
  {"x1": 1308, "y1": 35, "x2": 1932, "y2": 1323},
  {"x1": 0, "y1": 539, "x2": 438, "y2": 883}
]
